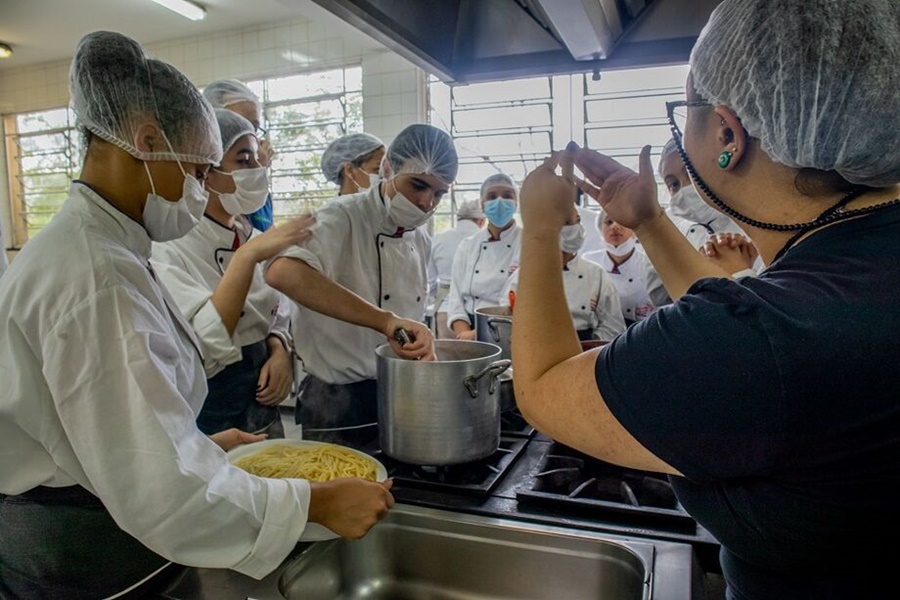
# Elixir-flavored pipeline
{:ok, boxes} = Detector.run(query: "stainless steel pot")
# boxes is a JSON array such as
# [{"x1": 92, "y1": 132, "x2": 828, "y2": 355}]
[
  {"x1": 474, "y1": 306, "x2": 512, "y2": 361},
  {"x1": 377, "y1": 340, "x2": 511, "y2": 465}
]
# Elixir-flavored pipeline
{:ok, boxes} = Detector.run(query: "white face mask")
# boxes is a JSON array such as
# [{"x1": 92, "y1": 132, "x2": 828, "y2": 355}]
[
  {"x1": 211, "y1": 167, "x2": 269, "y2": 216},
  {"x1": 142, "y1": 162, "x2": 208, "y2": 242},
  {"x1": 560, "y1": 222, "x2": 586, "y2": 253},
  {"x1": 388, "y1": 191, "x2": 433, "y2": 229},
  {"x1": 668, "y1": 185, "x2": 721, "y2": 226},
  {"x1": 350, "y1": 169, "x2": 379, "y2": 191},
  {"x1": 605, "y1": 236, "x2": 636, "y2": 258}
]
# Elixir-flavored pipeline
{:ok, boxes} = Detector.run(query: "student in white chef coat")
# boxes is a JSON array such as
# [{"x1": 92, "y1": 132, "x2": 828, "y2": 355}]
[
  {"x1": 321, "y1": 132, "x2": 387, "y2": 196},
  {"x1": 583, "y1": 211, "x2": 667, "y2": 325},
  {"x1": 203, "y1": 79, "x2": 276, "y2": 232},
  {"x1": 445, "y1": 173, "x2": 523, "y2": 340},
  {"x1": 266, "y1": 123, "x2": 456, "y2": 448},
  {"x1": 501, "y1": 209, "x2": 625, "y2": 342},
  {"x1": 428, "y1": 199, "x2": 485, "y2": 338},
  {"x1": 0, "y1": 31, "x2": 393, "y2": 599},
  {"x1": 151, "y1": 109, "x2": 313, "y2": 437}
]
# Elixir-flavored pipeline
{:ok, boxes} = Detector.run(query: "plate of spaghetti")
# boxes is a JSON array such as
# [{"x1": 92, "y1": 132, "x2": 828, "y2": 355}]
[{"x1": 227, "y1": 439, "x2": 388, "y2": 541}]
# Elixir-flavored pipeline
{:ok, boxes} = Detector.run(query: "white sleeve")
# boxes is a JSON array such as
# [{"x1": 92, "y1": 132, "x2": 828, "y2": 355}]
[
  {"x1": 268, "y1": 204, "x2": 351, "y2": 277},
  {"x1": 643, "y1": 259, "x2": 672, "y2": 308},
  {"x1": 593, "y1": 270, "x2": 626, "y2": 341},
  {"x1": 43, "y1": 286, "x2": 310, "y2": 578},
  {"x1": 444, "y1": 238, "x2": 472, "y2": 326},
  {"x1": 150, "y1": 249, "x2": 241, "y2": 377}
]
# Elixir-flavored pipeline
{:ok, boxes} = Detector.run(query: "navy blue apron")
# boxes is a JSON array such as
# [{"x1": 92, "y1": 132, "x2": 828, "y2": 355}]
[
  {"x1": 196, "y1": 340, "x2": 284, "y2": 438},
  {"x1": 0, "y1": 485, "x2": 185, "y2": 599},
  {"x1": 294, "y1": 374, "x2": 378, "y2": 450}
]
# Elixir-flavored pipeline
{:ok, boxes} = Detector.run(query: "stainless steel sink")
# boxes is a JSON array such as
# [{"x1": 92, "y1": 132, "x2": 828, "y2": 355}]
[{"x1": 248, "y1": 504, "x2": 700, "y2": 600}]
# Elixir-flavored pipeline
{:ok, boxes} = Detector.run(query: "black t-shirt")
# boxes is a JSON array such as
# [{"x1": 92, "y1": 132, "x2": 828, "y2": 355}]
[{"x1": 596, "y1": 205, "x2": 900, "y2": 599}]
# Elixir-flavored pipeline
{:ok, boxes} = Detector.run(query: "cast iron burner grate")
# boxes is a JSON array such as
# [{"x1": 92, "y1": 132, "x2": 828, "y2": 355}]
[
  {"x1": 516, "y1": 443, "x2": 696, "y2": 533},
  {"x1": 368, "y1": 438, "x2": 528, "y2": 496},
  {"x1": 500, "y1": 407, "x2": 535, "y2": 438}
]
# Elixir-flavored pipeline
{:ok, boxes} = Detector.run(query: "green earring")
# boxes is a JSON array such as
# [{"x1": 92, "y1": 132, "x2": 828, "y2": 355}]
[{"x1": 717, "y1": 150, "x2": 733, "y2": 169}]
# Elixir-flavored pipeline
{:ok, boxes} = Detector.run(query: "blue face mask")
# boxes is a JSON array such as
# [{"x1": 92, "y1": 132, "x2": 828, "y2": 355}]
[{"x1": 484, "y1": 197, "x2": 517, "y2": 227}]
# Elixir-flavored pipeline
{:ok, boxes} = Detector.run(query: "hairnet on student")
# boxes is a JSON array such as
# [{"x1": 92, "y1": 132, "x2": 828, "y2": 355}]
[
  {"x1": 69, "y1": 31, "x2": 222, "y2": 165},
  {"x1": 386, "y1": 124, "x2": 459, "y2": 185},
  {"x1": 690, "y1": 0, "x2": 900, "y2": 187},
  {"x1": 214, "y1": 109, "x2": 256, "y2": 155},
  {"x1": 202, "y1": 79, "x2": 261, "y2": 110},
  {"x1": 658, "y1": 138, "x2": 679, "y2": 175},
  {"x1": 480, "y1": 173, "x2": 518, "y2": 199},
  {"x1": 320, "y1": 133, "x2": 386, "y2": 184},
  {"x1": 456, "y1": 199, "x2": 485, "y2": 219}
]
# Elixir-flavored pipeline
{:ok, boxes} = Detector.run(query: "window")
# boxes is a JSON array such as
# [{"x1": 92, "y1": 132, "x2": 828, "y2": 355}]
[
  {"x1": 245, "y1": 65, "x2": 363, "y2": 219},
  {"x1": 428, "y1": 64, "x2": 690, "y2": 233},
  {"x1": 4, "y1": 108, "x2": 80, "y2": 246}
]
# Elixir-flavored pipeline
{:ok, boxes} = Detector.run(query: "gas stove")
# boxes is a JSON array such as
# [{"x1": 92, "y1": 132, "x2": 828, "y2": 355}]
[{"x1": 365, "y1": 410, "x2": 722, "y2": 574}]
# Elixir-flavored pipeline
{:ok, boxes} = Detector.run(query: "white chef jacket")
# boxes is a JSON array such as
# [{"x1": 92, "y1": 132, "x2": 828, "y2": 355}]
[
  {"x1": 0, "y1": 220, "x2": 8, "y2": 278},
  {"x1": 429, "y1": 220, "x2": 481, "y2": 286},
  {"x1": 445, "y1": 223, "x2": 522, "y2": 327},
  {"x1": 150, "y1": 215, "x2": 292, "y2": 378},
  {"x1": 500, "y1": 254, "x2": 626, "y2": 341},
  {"x1": 275, "y1": 184, "x2": 430, "y2": 385},
  {"x1": 583, "y1": 247, "x2": 660, "y2": 322},
  {"x1": 0, "y1": 183, "x2": 311, "y2": 579}
]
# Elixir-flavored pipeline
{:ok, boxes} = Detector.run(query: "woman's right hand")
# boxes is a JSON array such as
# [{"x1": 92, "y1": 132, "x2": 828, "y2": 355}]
[
  {"x1": 308, "y1": 478, "x2": 394, "y2": 539},
  {"x1": 573, "y1": 145, "x2": 662, "y2": 231},
  {"x1": 455, "y1": 329, "x2": 477, "y2": 341},
  {"x1": 241, "y1": 214, "x2": 316, "y2": 263}
]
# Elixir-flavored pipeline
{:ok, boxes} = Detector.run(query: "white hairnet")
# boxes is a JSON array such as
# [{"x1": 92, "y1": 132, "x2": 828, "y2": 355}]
[
  {"x1": 658, "y1": 138, "x2": 679, "y2": 176},
  {"x1": 203, "y1": 79, "x2": 261, "y2": 109},
  {"x1": 320, "y1": 132, "x2": 386, "y2": 184},
  {"x1": 215, "y1": 109, "x2": 256, "y2": 155},
  {"x1": 690, "y1": 0, "x2": 900, "y2": 187},
  {"x1": 386, "y1": 124, "x2": 458, "y2": 185},
  {"x1": 480, "y1": 173, "x2": 518, "y2": 200},
  {"x1": 69, "y1": 31, "x2": 222, "y2": 165},
  {"x1": 456, "y1": 199, "x2": 485, "y2": 219}
]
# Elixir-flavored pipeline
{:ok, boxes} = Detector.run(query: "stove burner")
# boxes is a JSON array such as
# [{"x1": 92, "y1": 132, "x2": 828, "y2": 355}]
[
  {"x1": 368, "y1": 438, "x2": 528, "y2": 496},
  {"x1": 517, "y1": 443, "x2": 696, "y2": 533}
]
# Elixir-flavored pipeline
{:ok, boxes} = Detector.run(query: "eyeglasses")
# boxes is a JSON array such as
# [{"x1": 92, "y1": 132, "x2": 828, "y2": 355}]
[{"x1": 665, "y1": 100, "x2": 711, "y2": 141}]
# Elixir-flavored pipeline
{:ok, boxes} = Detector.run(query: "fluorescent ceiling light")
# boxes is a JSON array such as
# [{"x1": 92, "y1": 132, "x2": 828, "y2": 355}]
[
  {"x1": 0, "y1": 43, "x2": 13, "y2": 59},
  {"x1": 149, "y1": 0, "x2": 206, "y2": 21}
]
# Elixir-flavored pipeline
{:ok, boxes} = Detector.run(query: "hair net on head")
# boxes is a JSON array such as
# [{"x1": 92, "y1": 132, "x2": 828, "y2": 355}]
[
  {"x1": 69, "y1": 31, "x2": 222, "y2": 165},
  {"x1": 690, "y1": 0, "x2": 900, "y2": 187},
  {"x1": 480, "y1": 173, "x2": 518, "y2": 200},
  {"x1": 456, "y1": 199, "x2": 485, "y2": 219},
  {"x1": 215, "y1": 109, "x2": 256, "y2": 155},
  {"x1": 386, "y1": 124, "x2": 459, "y2": 185},
  {"x1": 320, "y1": 132, "x2": 386, "y2": 184},
  {"x1": 203, "y1": 79, "x2": 261, "y2": 110},
  {"x1": 658, "y1": 138, "x2": 679, "y2": 175}
]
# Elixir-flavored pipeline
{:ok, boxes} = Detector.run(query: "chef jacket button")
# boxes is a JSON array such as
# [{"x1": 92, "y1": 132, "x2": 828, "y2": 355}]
[
  {"x1": 581, "y1": 305, "x2": 586, "y2": 310},
  {"x1": 380, "y1": 241, "x2": 385, "y2": 247},
  {"x1": 483, "y1": 245, "x2": 488, "y2": 250},
  {"x1": 416, "y1": 296, "x2": 421, "y2": 302},
  {"x1": 507, "y1": 244, "x2": 511, "y2": 248},
  {"x1": 475, "y1": 296, "x2": 479, "y2": 300},
  {"x1": 500, "y1": 269, "x2": 504, "y2": 273},
  {"x1": 578, "y1": 275, "x2": 583, "y2": 279},
  {"x1": 626, "y1": 308, "x2": 632, "y2": 313},
  {"x1": 384, "y1": 294, "x2": 390, "y2": 301},
  {"x1": 628, "y1": 278, "x2": 633, "y2": 282},
  {"x1": 475, "y1": 270, "x2": 480, "y2": 274},
  {"x1": 240, "y1": 311, "x2": 245, "y2": 317},
  {"x1": 218, "y1": 257, "x2": 224, "y2": 263}
]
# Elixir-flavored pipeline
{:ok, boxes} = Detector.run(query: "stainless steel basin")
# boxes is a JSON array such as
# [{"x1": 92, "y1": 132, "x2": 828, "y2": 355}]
[{"x1": 248, "y1": 504, "x2": 700, "y2": 600}]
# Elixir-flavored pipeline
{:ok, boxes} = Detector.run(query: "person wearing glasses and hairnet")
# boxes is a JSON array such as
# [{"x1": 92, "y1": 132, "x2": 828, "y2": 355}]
[
  {"x1": 151, "y1": 109, "x2": 316, "y2": 438},
  {"x1": 266, "y1": 123, "x2": 457, "y2": 448},
  {"x1": 0, "y1": 32, "x2": 393, "y2": 598},
  {"x1": 321, "y1": 132, "x2": 387, "y2": 196},
  {"x1": 203, "y1": 79, "x2": 276, "y2": 232},
  {"x1": 513, "y1": 1, "x2": 900, "y2": 598}
]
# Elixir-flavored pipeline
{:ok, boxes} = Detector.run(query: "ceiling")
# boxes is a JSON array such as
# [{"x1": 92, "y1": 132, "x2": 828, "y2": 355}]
[{"x1": 0, "y1": 0, "x2": 367, "y2": 71}]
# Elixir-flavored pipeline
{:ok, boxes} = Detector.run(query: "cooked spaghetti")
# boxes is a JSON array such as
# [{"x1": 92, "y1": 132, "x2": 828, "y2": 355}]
[{"x1": 235, "y1": 443, "x2": 378, "y2": 482}]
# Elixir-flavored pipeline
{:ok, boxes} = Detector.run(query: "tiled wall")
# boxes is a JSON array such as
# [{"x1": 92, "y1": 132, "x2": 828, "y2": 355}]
[{"x1": 0, "y1": 16, "x2": 426, "y2": 259}]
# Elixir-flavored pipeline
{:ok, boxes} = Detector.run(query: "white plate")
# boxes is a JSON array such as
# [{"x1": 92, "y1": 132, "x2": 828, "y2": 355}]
[{"x1": 227, "y1": 439, "x2": 388, "y2": 542}]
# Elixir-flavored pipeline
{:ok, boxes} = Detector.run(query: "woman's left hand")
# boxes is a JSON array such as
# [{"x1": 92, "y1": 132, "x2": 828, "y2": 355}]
[
  {"x1": 256, "y1": 342, "x2": 293, "y2": 406},
  {"x1": 209, "y1": 428, "x2": 266, "y2": 452},
  {"x1": 519, "y1": 152, "x2": 577, "y2": 237}
]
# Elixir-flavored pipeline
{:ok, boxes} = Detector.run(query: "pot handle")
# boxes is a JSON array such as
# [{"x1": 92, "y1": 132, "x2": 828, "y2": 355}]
[
  {"x1": 463, "y1": 359, "x2": 512, "y2": 398},
  {"x1": 486, "y1": 317, "x2": 512, "y2": 343}
]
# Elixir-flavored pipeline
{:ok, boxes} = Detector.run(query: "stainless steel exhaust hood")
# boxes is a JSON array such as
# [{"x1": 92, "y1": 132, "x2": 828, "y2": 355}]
[{"x1": 303, "y1": 0, "x2": 721, "y2": 83}]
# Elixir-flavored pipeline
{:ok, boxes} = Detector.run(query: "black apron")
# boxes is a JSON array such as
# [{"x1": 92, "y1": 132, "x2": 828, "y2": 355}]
[
  {"x1": 0, "y1": 485, "x2": 185, "y2": 599},
  {"x1": 196, "y1": 340, "x2": 284, "y2": 438},
  {"x1": 576, "y1": 328, "x2": 594, "y2": 342},
  {"x1": 294, "y1": 374, "x2": 378, "y2": 449}
]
